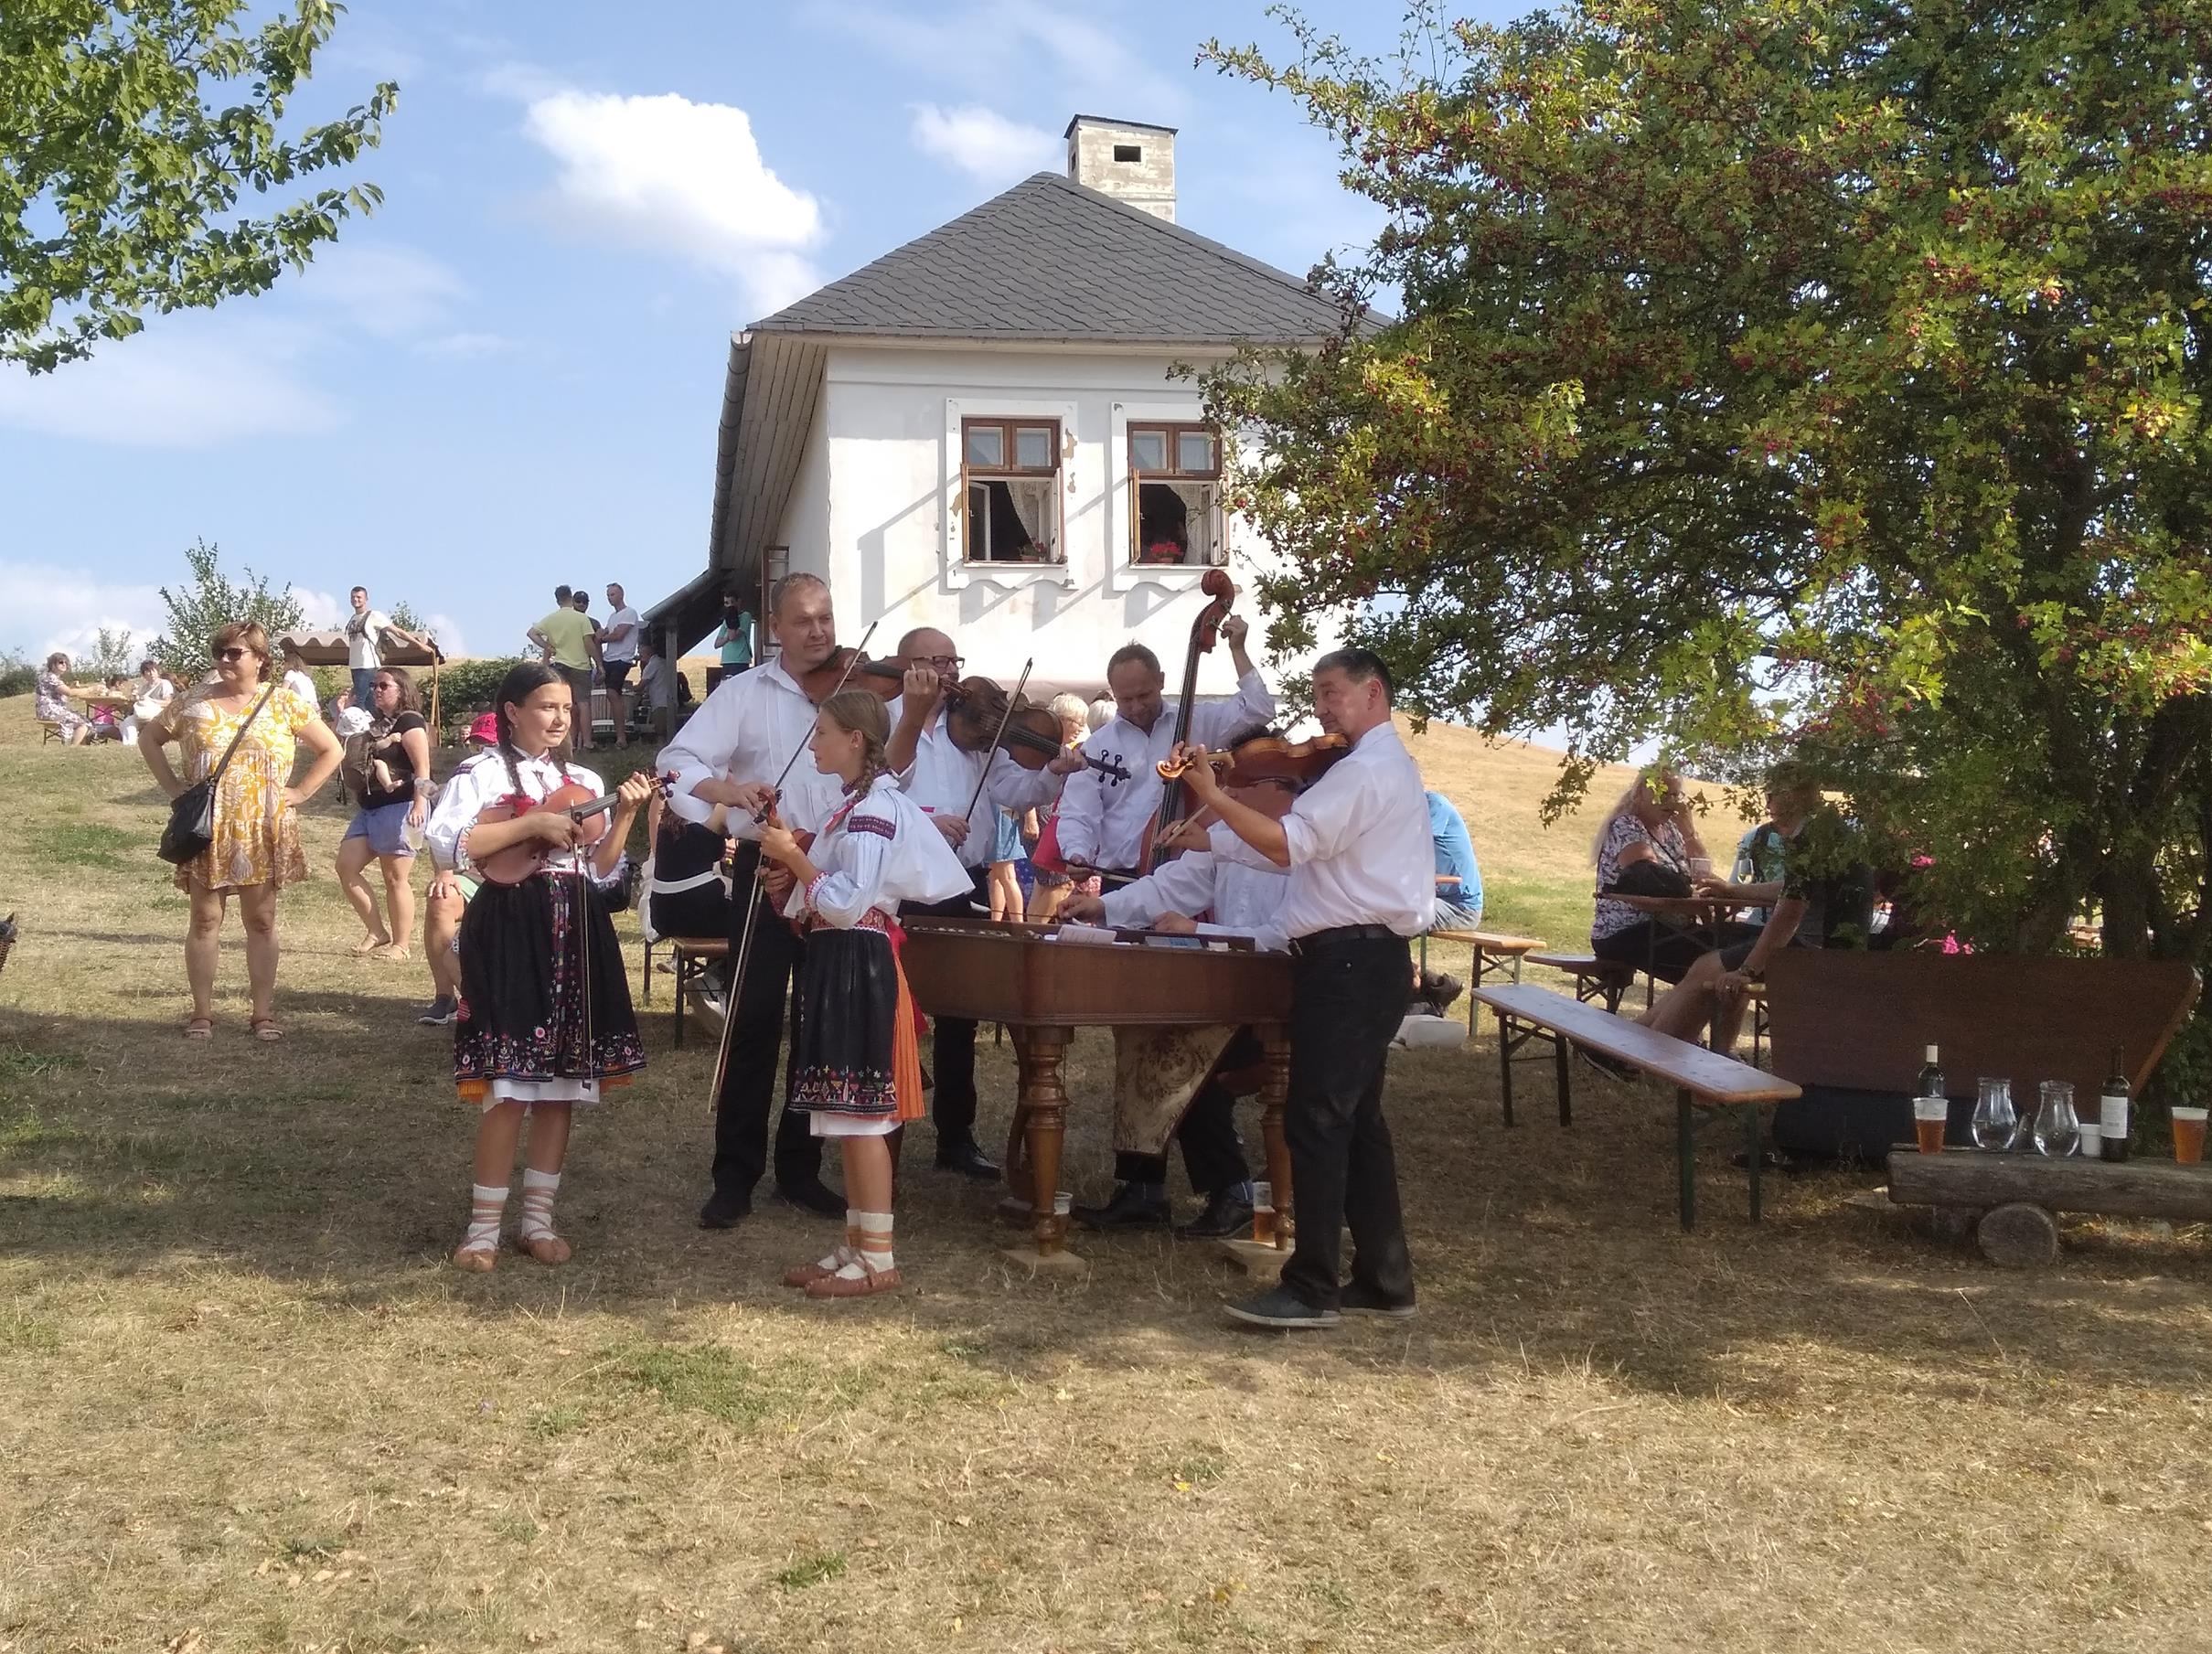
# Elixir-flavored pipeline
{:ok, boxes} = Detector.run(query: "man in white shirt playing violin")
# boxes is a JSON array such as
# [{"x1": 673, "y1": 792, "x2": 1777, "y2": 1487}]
[
  {"x1": 1168, "y1": 648, "x2": 1433, "y2": 1329},
  {"x1": 658, "y1": 572, "x2": 850, "y2": 1227},
  {"x1": 882, "y1": 625, "x2": 1087, "y2": 1179}
]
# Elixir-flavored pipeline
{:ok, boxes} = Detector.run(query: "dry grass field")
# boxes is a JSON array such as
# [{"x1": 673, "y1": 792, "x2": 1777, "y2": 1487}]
[{"x1": 4, "y1": 699, "x2": 2210, "y2": 1654}]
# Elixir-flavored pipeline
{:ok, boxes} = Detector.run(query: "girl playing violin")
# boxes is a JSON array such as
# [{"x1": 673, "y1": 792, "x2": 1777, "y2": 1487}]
[
  {"x1": 757, "y1": 689, "x2": 972, "y2": 1297},
  {"x1": 422, "y1": 662, "x2": 655, "y2": 1272}
]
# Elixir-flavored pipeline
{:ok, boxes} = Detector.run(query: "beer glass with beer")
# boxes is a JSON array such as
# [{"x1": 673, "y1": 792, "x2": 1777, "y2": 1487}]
[
  {"x1": 1912, "y1": 1095, "x2": 1948, "y2": 1154},
  {"x1": 2173, "y1": 1105, "x2": 2207, "y2": 1165}
]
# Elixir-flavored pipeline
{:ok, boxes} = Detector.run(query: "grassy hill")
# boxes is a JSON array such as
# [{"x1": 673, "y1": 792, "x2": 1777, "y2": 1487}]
[{"x1": 4, "y1": 694, "x2": 2207, "y2": 1653}]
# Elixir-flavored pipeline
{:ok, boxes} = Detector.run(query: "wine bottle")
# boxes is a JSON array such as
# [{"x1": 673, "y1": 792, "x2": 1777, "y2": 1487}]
[
  {"x1": 1915, "y1": 1043, "x2": 1944, "y2": 1102},
  {"x1": 2100, "y1": 1046, "x2": 2130, "y2": 1163}
]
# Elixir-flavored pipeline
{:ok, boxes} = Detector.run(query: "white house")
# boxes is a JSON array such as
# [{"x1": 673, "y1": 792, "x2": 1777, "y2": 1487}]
[{"x1": 646, "y1": 115, "x2": 1346, "y2": 697}]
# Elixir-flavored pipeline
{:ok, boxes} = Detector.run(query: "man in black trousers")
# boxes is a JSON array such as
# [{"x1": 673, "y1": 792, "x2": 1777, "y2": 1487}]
[
  {"x1": 1168, "y1": 648, "x2": 1434, "y2": 1328},
  {"x1": 658, "y1": 573, "x2": 848, "y2": 1224}
]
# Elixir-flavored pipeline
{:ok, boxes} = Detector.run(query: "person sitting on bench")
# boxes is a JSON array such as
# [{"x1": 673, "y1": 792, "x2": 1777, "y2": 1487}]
[
  {"x1": 1640, "y1": 766, "x2": 1875, "y2": 1050},
  {"x1": 1590, "y1": 767, "x2": 1761, "y2": 983}
]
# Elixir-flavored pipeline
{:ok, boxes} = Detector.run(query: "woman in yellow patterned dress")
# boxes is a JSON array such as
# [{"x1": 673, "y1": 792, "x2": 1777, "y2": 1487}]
[{"x1": 137, "y1": 622, "x2": 344, "y2": 1041}]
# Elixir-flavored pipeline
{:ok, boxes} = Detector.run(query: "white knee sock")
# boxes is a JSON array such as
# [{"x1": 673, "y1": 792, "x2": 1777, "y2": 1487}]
[
  {"x1": 462, "y1": 1183, "x2": 507, "y2": 1253},
  {"x1": 518, "y1": 1168, "x2": 561, "y2": 1243},
  {"x1": 819, "y1": 1211, "x2": 864, "y2": 1274}
]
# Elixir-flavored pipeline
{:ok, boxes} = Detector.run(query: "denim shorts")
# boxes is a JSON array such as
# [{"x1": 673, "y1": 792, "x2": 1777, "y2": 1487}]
[{"x1": 343, "y1": 799, "x2": 417, "y2": 858}]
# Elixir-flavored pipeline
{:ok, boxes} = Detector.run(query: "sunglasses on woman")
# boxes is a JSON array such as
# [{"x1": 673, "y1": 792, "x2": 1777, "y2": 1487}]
[{"x1": 215, "y1": 646, "x2": 253, "y2": 663}]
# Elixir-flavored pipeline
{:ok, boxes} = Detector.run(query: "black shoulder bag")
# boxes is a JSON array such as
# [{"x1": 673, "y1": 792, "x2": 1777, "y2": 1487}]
[{"x1": 157, "y1": 682, "x2": 280, "y2": 867}]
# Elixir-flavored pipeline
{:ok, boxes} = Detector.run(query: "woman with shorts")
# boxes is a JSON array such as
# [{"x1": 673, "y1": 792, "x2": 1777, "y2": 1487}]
[{"x1": 337, "y1": 667, "x2": 432, "y2": 961}]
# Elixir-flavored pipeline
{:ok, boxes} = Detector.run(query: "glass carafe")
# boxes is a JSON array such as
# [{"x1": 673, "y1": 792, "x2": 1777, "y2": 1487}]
[
  {"x1": 1971, "y1": 1078, "x2": 2016, "y2": 1150},
  {"x1": 2033, "y1": 1081, "x2": 2079, "y2": 1157}
]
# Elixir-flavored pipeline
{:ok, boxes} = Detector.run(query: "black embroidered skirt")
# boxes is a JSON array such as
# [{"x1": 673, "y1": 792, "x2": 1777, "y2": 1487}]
[
  {"x1": 455, "y1": 873, "x2": 646, "y2": 1101},
  {"x1": 788, "y1": 927, "x2": 899, "y2": 1120}
]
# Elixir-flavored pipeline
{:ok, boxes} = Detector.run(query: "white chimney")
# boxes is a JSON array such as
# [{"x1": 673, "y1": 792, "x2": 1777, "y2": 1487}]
[{"x1": 1063, "y1": 115, "x2": 1177, "y2": 222}]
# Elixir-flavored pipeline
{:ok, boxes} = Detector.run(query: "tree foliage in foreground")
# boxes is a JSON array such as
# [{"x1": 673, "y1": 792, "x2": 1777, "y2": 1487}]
[
  {"x1": 0, "y1": 0, "x2": 395, "y2": 372},
  {"x1": 152, "y1": 539, "x2": 305, "y2": 677},
  {"x1": 1202, "y1": 0, "x2": 2212, "y2": 973}
]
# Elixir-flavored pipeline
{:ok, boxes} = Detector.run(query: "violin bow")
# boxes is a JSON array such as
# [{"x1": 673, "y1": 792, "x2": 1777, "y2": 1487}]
[
  {"x1": 707, "y1": 621, "x2": 878, "y2": 1114},
  {"x1": 957, "y1": 657, "x2": 1034, "y2": 827}
]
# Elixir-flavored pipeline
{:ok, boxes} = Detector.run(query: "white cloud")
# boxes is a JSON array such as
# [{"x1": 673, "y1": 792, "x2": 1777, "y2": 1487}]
[
  {"x1": 512, "y1": 86, "x2": 825, "y2": 318},
  {"x1": 909, "y1": 103, "x2": 1058, "y2": 183},
  {"x1": 811, "y1": 2, "x2": 1183, "y2": 123},
  {"x1": 293, "y1": 242, "x2": 469, "y2": 337},
  {"x1": 0, "y1": 560, "x2": 166, "y2": 661},
  {"x1": 419, "y1": 612, "x2": 470, "y2": 657},
  {"x1": 412, "y1": 330, "x2": 522, "y2": 359},
  {"x1": 0, "y1": 318, "x2": 340, "y2": 449}
]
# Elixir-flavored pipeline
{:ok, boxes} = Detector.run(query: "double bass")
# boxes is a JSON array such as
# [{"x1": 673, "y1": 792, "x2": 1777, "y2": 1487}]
[{"x1": 1144, "y1": 568, "x2": 1237, "y2": 871}]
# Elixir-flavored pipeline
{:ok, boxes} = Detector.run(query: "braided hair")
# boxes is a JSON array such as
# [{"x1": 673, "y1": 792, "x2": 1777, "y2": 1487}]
[
  {"x1": 818, "y1": 689, "x2": 892, "y2": 797},
  {"x1": 489, "y1": 660, "x2": 578, "y2": 798}
]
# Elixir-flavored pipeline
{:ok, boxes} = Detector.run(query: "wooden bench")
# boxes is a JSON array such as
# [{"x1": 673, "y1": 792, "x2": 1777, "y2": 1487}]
[
  {"x1": 1475, "y1": 982, "x2": 1801, "y2": 1230},
  {"x1": 1426, "y1": 928, "x2": 1543, "y2": 1036},
  {"x1": 645, "y1": 936, "x2": 729, "y2": 1048},
  {"x1": 1525, "y1": 950, "x2": 1642, "y2": 1013},
  {"x1": 1886, "y1": 1150, "x2": 2212, "y2": 1266}
]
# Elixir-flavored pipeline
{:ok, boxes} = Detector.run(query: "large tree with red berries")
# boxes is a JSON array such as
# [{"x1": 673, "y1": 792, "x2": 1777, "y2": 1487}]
[{"x1": 1202, "y1": 0, "x2": 2212, "y2": 985}]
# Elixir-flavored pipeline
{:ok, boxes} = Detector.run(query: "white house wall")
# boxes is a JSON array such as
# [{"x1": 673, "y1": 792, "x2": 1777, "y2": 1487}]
[{"x1": 785, "y1": 345, "x2": 1312, "y2": 695}]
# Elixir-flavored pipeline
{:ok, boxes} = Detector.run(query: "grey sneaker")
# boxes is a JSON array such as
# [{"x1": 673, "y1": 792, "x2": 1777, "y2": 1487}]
[
  {"x1": 1340, "y1": 1281, "x2": 1417, "y2": 1319},
  {"x1": 1224, "y1": 1286, "x2": 1340, "y2": 1329},
  {"x1": 416, "y1": 996, "x2": 457, "y2": 1026}
]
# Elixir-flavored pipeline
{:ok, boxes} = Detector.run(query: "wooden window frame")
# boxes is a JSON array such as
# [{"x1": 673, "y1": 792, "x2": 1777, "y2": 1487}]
[
  {"x1": 1127, "y1": 422, "x2": 1224, "y2": 566},
  {"x1": 958, "y1": 416, "x2": 1063, "y2": 566}
]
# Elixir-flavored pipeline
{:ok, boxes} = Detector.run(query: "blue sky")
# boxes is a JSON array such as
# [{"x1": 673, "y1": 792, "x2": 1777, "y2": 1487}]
[{"x1": 0, "y1": 0, "x2": 1514, "y2": 665}]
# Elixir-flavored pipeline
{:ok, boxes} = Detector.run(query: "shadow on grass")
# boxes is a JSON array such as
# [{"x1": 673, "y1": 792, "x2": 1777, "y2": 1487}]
[{"x1": 5, "y1": 997, "x2": 2212, "y2": 1406}]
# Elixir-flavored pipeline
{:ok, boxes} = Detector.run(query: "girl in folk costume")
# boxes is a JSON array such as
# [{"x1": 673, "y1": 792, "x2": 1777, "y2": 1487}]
[
  {"x1": 422, "y1": 662, "x2": 654, "y2": 1272},
  {"x1": 758, "y1": 690, "x2": 971, "y2": 1298}
]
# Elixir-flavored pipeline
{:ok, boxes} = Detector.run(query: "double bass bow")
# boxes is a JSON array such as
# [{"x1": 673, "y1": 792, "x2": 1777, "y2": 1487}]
[{"x1": 1143, "y1": 568, "x2": 1236, "y2": 872}]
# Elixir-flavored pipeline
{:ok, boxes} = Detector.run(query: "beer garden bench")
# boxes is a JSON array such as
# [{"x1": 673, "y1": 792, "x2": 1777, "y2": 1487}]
[
  {"x1": 1473, "y1": 982, "x2": 1801, "y2": 1231},
  {"x1": 643, "y1": 936, "x2": 728, "y2": 1048},
  {"x1": 1524, "y1": 951, "x2": 1644, "y2": 1013},
  {"x1": 1423, "y1": 927, "x2": 1544, "y2": 1037}
]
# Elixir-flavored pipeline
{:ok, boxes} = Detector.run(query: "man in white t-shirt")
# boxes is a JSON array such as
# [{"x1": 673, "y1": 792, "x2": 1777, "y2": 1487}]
[
  {"x1": 346, "y1": 586, "x2": 398, "y2": 707},
  {"x1": 601, "y1": 582, "x2": 642, "y2": 749}
]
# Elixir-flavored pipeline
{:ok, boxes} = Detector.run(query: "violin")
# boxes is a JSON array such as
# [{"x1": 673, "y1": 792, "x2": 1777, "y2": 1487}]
[
  {"x1": 1156, "y1": 731, "x2": 1351, "y2": 788},
  {"x1": 474, "y1": 772, "x2": 675, "y2": 885},
  {"x1": 942, "y1": 677, "x2": 1131, "y2": 782},
  {"x1": 785, "y1": 646, "x2": 910, "y2": 705}
]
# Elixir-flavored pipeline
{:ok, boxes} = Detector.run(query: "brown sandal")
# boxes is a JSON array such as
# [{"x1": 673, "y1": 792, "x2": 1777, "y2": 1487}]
[
  {"x1": 452, "y1": 1244, "x2": 497, "y2": 1273},
  {"x1": 182, "y1": 1017, "x2": 213, "y2": 1041},
  {"x1": 249, "y1": 1018, "x2": 283, "y2": 1043},
  {"x1": 519, "y1": 1232, "x2": 572, "y2": 1265},
  {"x1": 805, "y1": 1263, "x2": 902, "y2": 1299}
]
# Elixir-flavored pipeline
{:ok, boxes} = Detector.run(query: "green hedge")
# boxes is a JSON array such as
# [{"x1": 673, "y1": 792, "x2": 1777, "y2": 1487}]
[{"x1": 433, "y1": 656, "x2": 528, "y2": 721}]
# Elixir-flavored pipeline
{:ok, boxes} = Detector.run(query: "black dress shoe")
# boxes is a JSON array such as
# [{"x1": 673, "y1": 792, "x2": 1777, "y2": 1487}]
[
  {"x1": 775, "y1": 1176, "x2": 845, "y2": 1218},
  {"x1": 1070, "y1": 1181, "x2": 1171, "y2": 1231},
  {"x1": 1176, "y1": 1188, "x2": 1256, "y2": 1240},
  {"x1": 934, "y1": 1138, "x2": 999, "y2": 1180},
  {"x1": 697, "y1": 1190, "x2": 753, "y2": 1230}
]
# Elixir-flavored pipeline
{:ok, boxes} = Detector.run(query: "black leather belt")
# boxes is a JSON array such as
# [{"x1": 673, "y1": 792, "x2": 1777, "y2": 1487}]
[{"x1": 1292, "y1": 923, "x2": 1401, "y2": 953}]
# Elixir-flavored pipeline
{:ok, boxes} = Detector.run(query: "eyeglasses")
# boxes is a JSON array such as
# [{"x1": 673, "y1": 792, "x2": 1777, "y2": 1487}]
[
  {"x1": 373, "y1": 680, "x2": 397, "y2": 692},
  {"x1": 215, "y1": 647, "x2": 252, "y2": 663},
  {"x1": 921, "y1": 655, "x2": 964, "y2": 672}
]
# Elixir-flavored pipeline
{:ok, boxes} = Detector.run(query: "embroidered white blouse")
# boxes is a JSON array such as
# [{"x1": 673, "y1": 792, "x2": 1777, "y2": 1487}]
[
  {"x1": 423, "y1": 750, "x2": 620, "y2": 881},
  {"x1": 793, "y1": 774, "x2": 974, "y2": 928}
]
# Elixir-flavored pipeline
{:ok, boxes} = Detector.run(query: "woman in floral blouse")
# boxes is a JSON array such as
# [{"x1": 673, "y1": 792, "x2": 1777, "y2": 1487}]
[{"x1": 138, "y1": 621, "x2": 343, "y2": 1041}]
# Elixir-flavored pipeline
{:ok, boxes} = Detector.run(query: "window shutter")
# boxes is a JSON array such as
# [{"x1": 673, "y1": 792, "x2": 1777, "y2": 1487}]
[{"x1": 1208, "y1": 486, "x2": 1229, "y2": 566}]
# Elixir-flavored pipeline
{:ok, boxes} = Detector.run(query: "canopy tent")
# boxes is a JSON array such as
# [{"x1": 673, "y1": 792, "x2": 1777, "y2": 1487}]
[{"x1": 276, "y1": 629, "x2": 446, "y2": 732}]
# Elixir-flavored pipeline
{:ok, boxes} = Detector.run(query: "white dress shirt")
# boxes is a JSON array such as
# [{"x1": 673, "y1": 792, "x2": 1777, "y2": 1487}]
[
  {"x1": 1052, "y1": 668, "x2": 1278, "y2": 870},
  {"x1": 1099, "y1": 836, "x2": 1290, "y2": 945},
  {"x1": 794, "y1": 774, "x2": 974, "y2": 924},
  {"x1": 423, "y1": 751, "x2": 618, "y2": 881},
  {"x1": 1213, "y1": 721, "x2": 1434, "y2": 941},
  {"x1": 657, "y1": 658, "x2": 843, "y2": 838},
  {"x1": 888, "y1": 698, "x2": 1067, "y2": 870}
]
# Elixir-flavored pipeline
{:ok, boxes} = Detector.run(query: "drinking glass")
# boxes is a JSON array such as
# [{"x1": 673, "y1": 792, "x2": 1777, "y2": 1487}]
[
  {"x1": 1971, "y1": 1079, "x2": 2016, "y2": 1151},
  {"x1": 2173, "y1": 1106, "x2": 2207, "y2": 1165},
  {"x1": 1251, "y1": 1180, "x2": 1277, "y2": 1245},
  {"x1": 2033, "y1": 1082, "x2": 2079, "y2": 1158}
]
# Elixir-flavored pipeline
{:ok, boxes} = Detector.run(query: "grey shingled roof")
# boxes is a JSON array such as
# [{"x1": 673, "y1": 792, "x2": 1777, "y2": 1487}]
[{"x1": 749, "y1": 172, "x2": 1350, "y2": 346}]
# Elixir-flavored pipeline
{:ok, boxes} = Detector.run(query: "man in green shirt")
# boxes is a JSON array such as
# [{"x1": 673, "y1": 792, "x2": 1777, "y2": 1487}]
[{"x1": 527, "y1": 583, "x2": 603, "y2": 722}]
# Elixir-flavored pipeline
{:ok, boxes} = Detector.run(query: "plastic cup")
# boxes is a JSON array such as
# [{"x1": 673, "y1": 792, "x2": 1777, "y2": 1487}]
[
  {"x1": 1251, "y1": 1180, "x2": 1276, "y2": 1244},
  {"x1": 2174, "y1": 1107, "x2": 2207, "y2": 1165},
  {"x1": 1912, "y1": 1096, "x2": 1947, "y2": 1154},
  {"x1": 1688, "y1": 857, "x2": 1714, "y2": 880}
]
